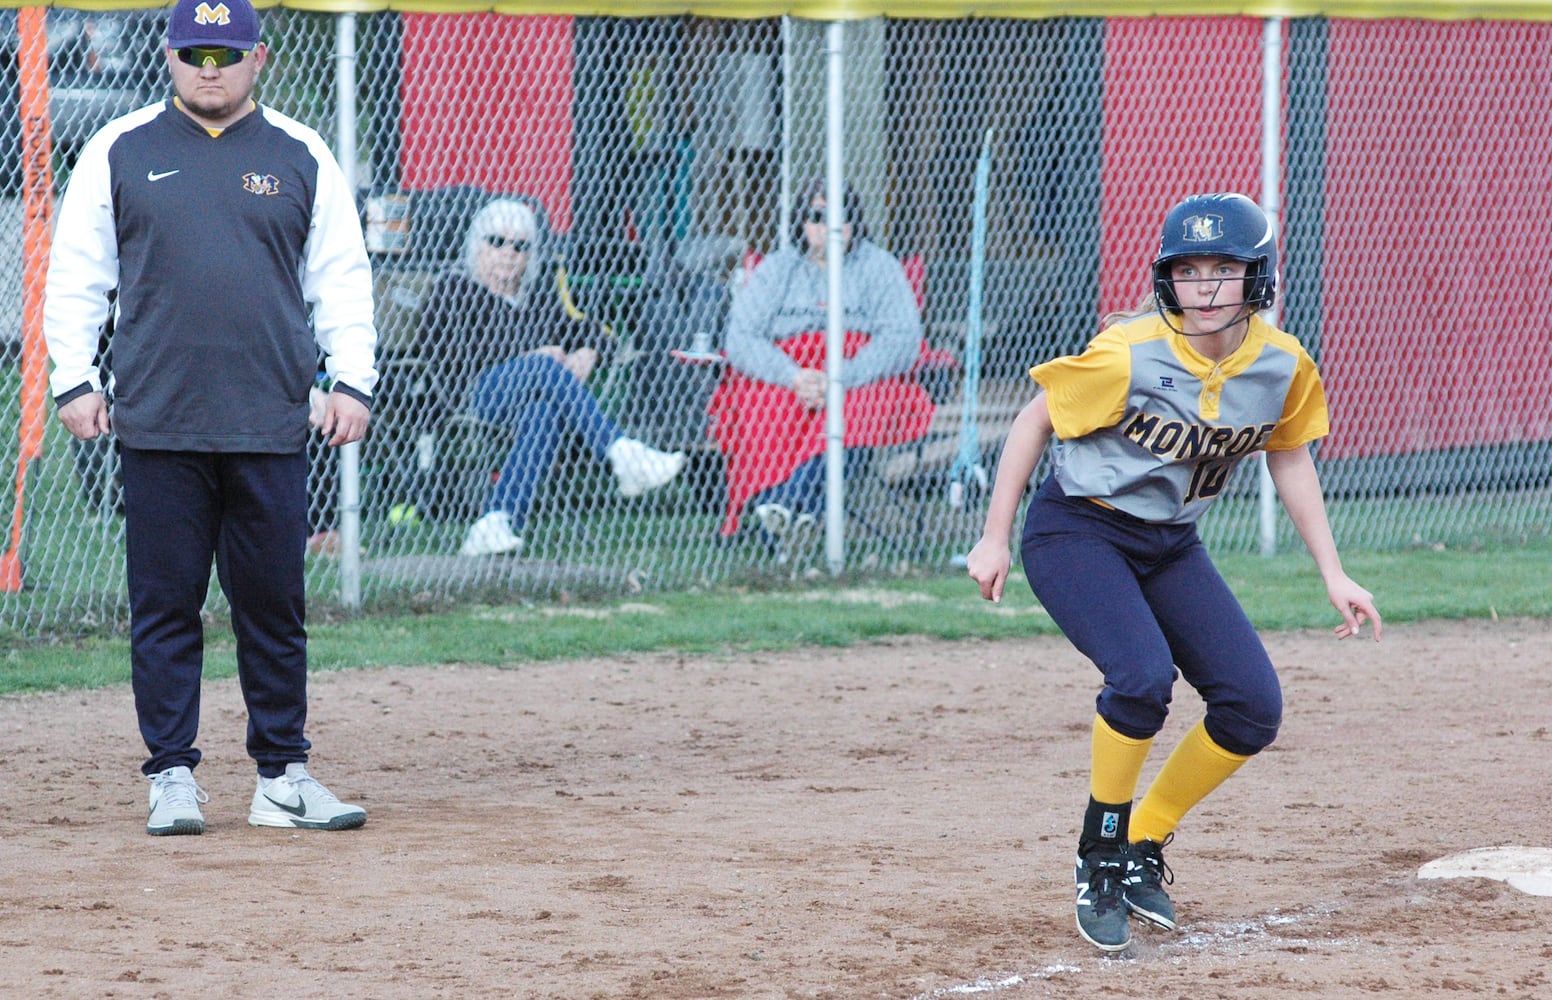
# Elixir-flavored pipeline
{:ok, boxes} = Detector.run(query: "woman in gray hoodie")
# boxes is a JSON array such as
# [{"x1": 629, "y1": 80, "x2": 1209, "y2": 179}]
[{"x1": 712, "y1": 180, "x2": 933, "y2": 542}]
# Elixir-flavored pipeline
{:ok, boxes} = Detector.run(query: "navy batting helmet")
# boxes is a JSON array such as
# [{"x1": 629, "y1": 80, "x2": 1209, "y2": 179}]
[{"x1": 1152, "y1": 193, "x2": 1278, "y2": 312}]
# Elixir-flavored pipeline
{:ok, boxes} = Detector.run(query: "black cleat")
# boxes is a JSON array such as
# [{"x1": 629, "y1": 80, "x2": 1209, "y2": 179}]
[
  {"x1": 1075, "y1": 841, "x2": 1133, "y2": 952},
  {"x1": 1124, "y1": 835, "x2": 1177, "y2": 930}
]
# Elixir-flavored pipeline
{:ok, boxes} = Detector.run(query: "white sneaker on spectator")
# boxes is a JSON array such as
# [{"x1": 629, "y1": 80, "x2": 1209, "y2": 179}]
[
  {"x1": 460, "y1": 511, "x2": 523, "y2": 557},
  {"x1": 755, "y1": 502, "x2": 815, "y2": 539},
  {"x1": 782, "y1": 511, "x2": 820, "y2": 562},
  {"x1": 607, "y1": 437, "x2": 686, "y2": 498},
  {"x1": 248, "y1": 763, "x2": 366, "y2": 831},
  {"x1": 147, "y1": 765, "x2": 208, "y2": 836},
  {"x1": 755, "y1": 502, "x2": 794, "y2": 537}
]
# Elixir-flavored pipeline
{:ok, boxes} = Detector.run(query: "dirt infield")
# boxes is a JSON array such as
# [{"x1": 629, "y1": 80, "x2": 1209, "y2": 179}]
[{"x1": 1, "y1": 617, "x2": 1549, "y2": 998}]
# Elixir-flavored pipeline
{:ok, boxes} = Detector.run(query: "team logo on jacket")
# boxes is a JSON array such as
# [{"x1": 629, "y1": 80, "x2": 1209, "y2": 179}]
[
  {"x1": 243, "y1": 172, "x2": 280, "y2": 196},
  {"x1": 1181, "y1": 213, "x2": 1224, "y2": 243},
  {"x1": 194, "y1": 2, "x2": 233, "y2": 27}
]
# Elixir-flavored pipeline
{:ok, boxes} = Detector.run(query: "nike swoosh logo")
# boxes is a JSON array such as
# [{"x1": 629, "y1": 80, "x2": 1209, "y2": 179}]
[
  {"x1": 263, "y1": 793, "x2": 308, "y2": 817},
  {"x1": 147, "y1": 169, "x2": 180, "y2": 182}
]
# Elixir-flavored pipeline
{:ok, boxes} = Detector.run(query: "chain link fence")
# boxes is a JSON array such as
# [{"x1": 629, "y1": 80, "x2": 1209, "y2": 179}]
[{"x1": 3, "y1": 6, "x2": 1550, "y2": 634}]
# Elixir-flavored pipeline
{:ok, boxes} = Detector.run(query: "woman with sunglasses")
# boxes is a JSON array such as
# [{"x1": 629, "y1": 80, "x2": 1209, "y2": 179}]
[
  {"x1": 417, "y1": 198, "x2": 686, "y2": 557},
  {"x1": 712, "y1": 179, "x2": 933, "y2": 555}
]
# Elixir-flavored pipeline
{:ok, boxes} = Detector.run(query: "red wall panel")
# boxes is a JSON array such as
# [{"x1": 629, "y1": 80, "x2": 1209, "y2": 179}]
[
  {"x1": 399, "y1": 14, "x2": 575, "y2": 232},
  {"x1": 1319, "y1": 21, "x2": 1552, "y2": 459}
]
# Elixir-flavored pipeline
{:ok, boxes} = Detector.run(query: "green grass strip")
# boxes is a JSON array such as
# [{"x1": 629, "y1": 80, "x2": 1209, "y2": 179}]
[{"x1": 2, "y1": 541, "x2": 1548, "y2": 696}]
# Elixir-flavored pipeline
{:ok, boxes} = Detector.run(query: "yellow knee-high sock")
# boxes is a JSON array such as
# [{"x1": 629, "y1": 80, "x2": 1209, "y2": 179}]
[
  {"x1": 1090, "y1": 714, "x2": 1153, "y2": 805},
  {"x1": 1130, "y1": 719, "x2": 1250, "y2": 844}
]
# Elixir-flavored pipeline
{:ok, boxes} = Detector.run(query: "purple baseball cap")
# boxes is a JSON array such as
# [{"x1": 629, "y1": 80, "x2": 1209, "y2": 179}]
[{"x1": 167, "y1": 0, "x2": 261, "y2": 49}]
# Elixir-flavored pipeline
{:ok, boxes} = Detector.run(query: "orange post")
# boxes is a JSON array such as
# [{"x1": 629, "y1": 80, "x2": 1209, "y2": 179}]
[{"x1": 2, "y1": 8, "x2": 55, "y2": 592}]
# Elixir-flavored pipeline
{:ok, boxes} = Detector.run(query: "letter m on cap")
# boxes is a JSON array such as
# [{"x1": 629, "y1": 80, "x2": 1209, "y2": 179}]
[{"x1": 194, "y1": 2, "x2": 233, "y2": 26}]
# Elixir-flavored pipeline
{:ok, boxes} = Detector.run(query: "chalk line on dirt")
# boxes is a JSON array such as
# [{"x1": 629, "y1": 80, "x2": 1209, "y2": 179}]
[{"x1": 910, "y1": 903, "x2": 1350, "y2": 999}]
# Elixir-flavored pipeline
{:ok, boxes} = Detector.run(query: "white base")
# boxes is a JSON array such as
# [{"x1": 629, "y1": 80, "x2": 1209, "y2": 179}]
[{"x1": 1418, "y1": 846, "x2": 1552, "y2": 896}]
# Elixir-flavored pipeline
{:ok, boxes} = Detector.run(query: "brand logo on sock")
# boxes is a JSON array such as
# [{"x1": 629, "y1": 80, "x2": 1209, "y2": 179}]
[
  {"x1": 263, "y1": 791, "x2": 308, "y2": 817},
  {"x1": 1101, "y1": 811, "x2": 1119, "y2": 839}
]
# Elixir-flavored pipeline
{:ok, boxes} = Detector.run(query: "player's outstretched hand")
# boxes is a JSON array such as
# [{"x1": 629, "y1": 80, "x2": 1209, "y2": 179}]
[
  {"x1": 1328, "y1": 573, "x2": 1382, "y2": 641},
  {"x1": 965, "y1": 535, "x2": 1011, "y2": 604}
]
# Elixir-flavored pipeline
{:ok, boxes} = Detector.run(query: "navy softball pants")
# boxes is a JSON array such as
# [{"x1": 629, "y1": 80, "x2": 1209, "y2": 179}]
[
  {"x1": 1020, "y1": 478, "x2": 1281, "y2": 756},
  {"x1": 121, "y1": 446, "x2": 312, "y2": 777}
]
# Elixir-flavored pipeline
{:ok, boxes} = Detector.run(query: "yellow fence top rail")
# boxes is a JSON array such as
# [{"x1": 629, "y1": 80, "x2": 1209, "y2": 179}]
[{"x1": 6, "y1": 0, "x2": 1552, "y2": 19}]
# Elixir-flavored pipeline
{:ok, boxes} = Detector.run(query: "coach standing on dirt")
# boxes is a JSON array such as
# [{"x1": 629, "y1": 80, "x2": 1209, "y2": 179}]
[{"x1": 42, "y1": 0, "x2": 377, "y2": 836}]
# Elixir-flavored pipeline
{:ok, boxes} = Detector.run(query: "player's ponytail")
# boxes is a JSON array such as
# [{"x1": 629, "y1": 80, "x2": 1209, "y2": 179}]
[{"x1": 1100, "y1": 293, "x2": 1162, "y2": 330}]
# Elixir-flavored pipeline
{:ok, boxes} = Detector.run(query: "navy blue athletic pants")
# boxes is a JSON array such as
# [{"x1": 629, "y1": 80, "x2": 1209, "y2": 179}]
[
  {"x1": 121, "y1": 446, "x2": 312, "y2": 777},
  {"x1": 1020, "y1": 478, "x2": 1281, "y2": 757}
]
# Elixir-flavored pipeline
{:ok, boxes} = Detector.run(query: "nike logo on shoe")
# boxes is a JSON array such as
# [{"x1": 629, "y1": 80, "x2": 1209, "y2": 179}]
[
  {"x1": 262, "y1": 792, "x2": 309, "y2": 818},
  {"x1": 147, "y1": 169, "x2": 180, "y2": 182}
]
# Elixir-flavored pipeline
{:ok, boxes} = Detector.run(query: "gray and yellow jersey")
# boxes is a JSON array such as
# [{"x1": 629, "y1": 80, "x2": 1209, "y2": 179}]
[{"x1": 1031, "y1": 312, "x2": 1328, "y2": 524}]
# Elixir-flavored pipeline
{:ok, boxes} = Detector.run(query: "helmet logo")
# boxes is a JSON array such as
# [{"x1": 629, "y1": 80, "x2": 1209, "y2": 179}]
[{"x1": 1182, "y1": 214, "x2": 1224, "y2": 243}]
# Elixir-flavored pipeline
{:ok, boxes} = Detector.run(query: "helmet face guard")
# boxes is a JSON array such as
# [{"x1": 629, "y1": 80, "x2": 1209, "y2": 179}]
[{"x1": 1151, "y1": 193, "x2": 1278, "y2": 312}]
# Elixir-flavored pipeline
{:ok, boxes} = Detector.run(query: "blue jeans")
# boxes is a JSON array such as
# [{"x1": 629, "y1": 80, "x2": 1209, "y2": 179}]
[
  {"x1": 752, "y1": 450, "x2": 869, "y2": 518},
  {"x1": 470, "y1": 354, "x2": 620, "y2": 530}
]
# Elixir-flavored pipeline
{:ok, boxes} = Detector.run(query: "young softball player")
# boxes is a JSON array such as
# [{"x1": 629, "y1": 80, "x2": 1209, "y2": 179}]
[{"x1": 966, "y1": 192, "x2": 1381, "y2": 952}]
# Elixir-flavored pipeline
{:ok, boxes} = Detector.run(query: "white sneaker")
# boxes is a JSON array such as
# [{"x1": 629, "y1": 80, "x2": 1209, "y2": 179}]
[
  {"x1": 147, "y1": 765, "x2": 208, "y2": 836},
  {"x1": 607, "y1": 437, "x2": 686, "y2": 498},
  {"x1": 248, "y1": 763, "x2": 366, "y2": 831},
  {"x1": 459, "y1": 511, "x2": 523, "y2": 557},
  {"x1": 754, "y1": 502, "x2": 792, "y2": 536},
  {"x1": 755, "y1": 502, "x2": 816, "y2": 539}
]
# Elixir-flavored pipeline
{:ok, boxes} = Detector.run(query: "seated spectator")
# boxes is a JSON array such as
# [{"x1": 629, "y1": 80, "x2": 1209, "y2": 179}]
[
  {"x1": 417, "y1": 197, "x2": 686, "y2": 557},
  {"x1": 709, "y1": 180, "x2": 935, "y2": 541}
]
